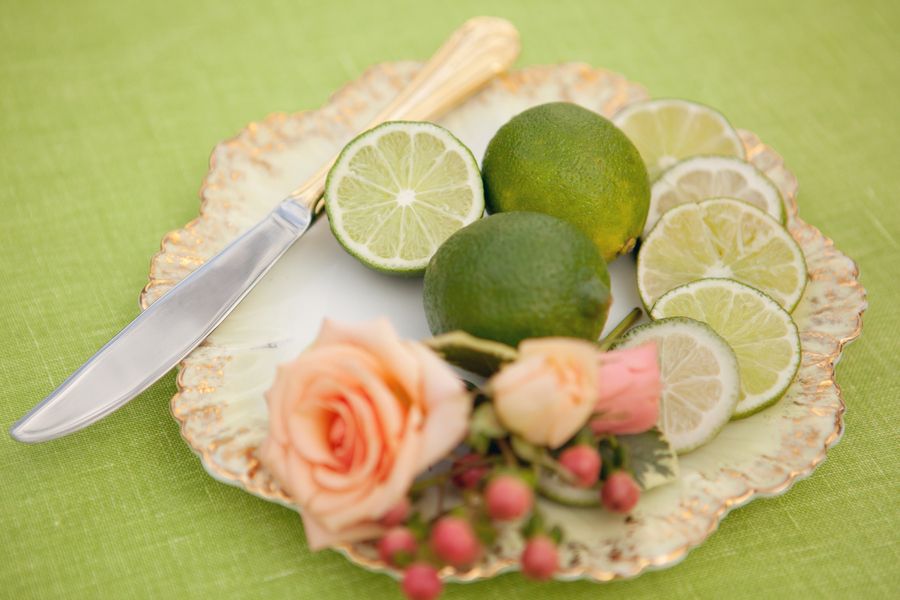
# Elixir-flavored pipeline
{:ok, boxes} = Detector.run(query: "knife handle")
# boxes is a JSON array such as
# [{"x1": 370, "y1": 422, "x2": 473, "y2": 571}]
[{"x1": 289, "y1": 16, "x2": 520, "y2": 211}]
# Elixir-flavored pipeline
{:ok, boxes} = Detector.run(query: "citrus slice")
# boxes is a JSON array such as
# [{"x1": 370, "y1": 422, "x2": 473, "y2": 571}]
[
  {"x1": 617, "y1": 318, "x2": 740, "y2": 453},
  {"x1": 650, "y1": 279, "x2": 801, "y2": 418},
  {"x1": 637, "y1": 198, "x2": 807, "y2": 311},
  {"x1": 646, "y1": 155, "x2": 785, "y2": 235},
  {"x1": 325, "y1": 121, "x2": 484, "y2": 275},
  {"x1": 612, "y1": 99, "x2": 744, "y2": 180}
]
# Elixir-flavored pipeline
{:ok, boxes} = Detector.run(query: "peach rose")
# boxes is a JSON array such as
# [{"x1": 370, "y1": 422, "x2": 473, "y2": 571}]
[
  {"x1": 591, "y1": 343, "x2": 661, "y2": 435},
  {"x1": 258, "y1": 318, "x2": 471, "y2": 550},
  {"x1": 490, "y1": 338, "x2": 598, "y2": 449}
]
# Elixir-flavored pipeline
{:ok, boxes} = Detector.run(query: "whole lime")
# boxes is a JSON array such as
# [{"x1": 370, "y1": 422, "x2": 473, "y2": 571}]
[
  {"x1": 481, "y1": 102, "x2": 650, "y2": 261},
  {"x1": 423, "y1": 212, "x2": 611, "y2": 347}
]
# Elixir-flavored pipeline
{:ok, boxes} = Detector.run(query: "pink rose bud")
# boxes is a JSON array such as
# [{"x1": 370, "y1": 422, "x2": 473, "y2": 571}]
[
  {"x1": 378, "y1": 527, "x2": 418, "y2": 567},
  {"x1": 402, "y1": 563, "x2": 443, "y2": 600},
  {"x1": 601, "y1": 471, "x2": 641, "y2": 514},
  {"x1": 429, "y1": 517, "x2": 481, "y2": 568},
  {"x1": 380, "y1": 498, "x2": 412, "y2": 527},
  {"x1": 592, "y1": 343, "x2": 661, "y2": 435},
  {"x1": 451, "y1": 453, "x2": 490, "y2": 490},
  {"x1": 485, "y1": 475, "x2": 533, "y2": 521},
  {"x1": 521, "y1": 535, "x2": 559, "y2": 581},
  {"x1": 558, "y1": 445, "x2": 602, "y2": 488}
]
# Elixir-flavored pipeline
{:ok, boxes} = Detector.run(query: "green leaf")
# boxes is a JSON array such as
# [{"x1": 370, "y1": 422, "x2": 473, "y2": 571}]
[
  {"x1": 425, "y1": 331, "x2": 518, "y2": 376},
  {"x1": 470, "y1": 402, "x2": 506, "y2": 439},
  {"x1": 616, "y1": 427, "x2": 679, "y2": 490},
  {"x1": 509, "y1": 436, "x2": 541, "y2": 463}
]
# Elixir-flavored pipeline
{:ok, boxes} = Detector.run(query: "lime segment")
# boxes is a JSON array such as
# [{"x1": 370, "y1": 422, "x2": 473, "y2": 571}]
[
  {"x1": 612, "y1": 99, "x2": 744, "y2": 180},
  {"x1": 637, "y1": 198, "x2": 807, "y2": 311},
  {"x1": 325, "y1": 121, "x2": 484, "y2": 275},
  {"x1": 617, "y1": 317, "x2": 740, "y2": 453},
  {"x1": 650, "y1": 279, "x2": 801, "y2": 417},
  {"x1": 647, "y1": 155, "x2": 785, "y2": 235}
]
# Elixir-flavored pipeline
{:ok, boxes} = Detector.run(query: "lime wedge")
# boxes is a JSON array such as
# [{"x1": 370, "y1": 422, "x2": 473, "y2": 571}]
[
  {"x1": 646, "y1": 155, "x2": 785, "y2": 235},
  {"x1": 325, "y1": 121, "x2": 484, "y2": 275},
  {"x1": 650, "y1": 279, "x2": 801, "y2": 418},
  {"x1": 612, "y1": 99, "x2": 744, "y2": 180},
  {"x1": 617, "y1": 318, "x2": 740, "y2": 453},
  {"x1": 637, "y1": 198, "x2": 807, "y2": 311}
]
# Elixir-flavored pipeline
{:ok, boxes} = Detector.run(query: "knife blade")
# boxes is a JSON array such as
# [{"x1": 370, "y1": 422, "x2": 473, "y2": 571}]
[
  {"x1": 10, "y1": 16, "x2": 520, "y2": 443},
  {"x1": 10, "y1": 200, "x2": 313, "y2": 442}
]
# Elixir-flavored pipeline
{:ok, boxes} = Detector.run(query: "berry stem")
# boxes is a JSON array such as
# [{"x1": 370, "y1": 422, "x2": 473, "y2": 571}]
[
  {"x1": 597, "y1": 307, "x2": 642, "y2": 351},
  {"x1": 496, "y1": 438, "x2": 518, "y2": 467}
]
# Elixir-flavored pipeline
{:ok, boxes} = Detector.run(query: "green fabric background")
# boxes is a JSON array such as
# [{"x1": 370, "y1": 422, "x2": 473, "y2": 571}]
[{"x1": 2, "y1": 0, "x2": 898, "y2": 598}]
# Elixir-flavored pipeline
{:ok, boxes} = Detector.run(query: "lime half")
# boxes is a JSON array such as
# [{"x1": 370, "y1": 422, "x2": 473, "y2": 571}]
[
  {"x1": 637, "y1": 198, "x2": 807, "y2": 311},
  {"x1": 646, "y1": 155, "x2": 785, "y2": 235},
  {"x1": 617, "y1": 318, "x2": 740, "y2": 453},
  {"x1": 325, "y1": 121, "x2": 484, "y2": 275},
  {"x1": 651, "y1": 279, "x2": 801, "y2": 418},
  {"x1": 612, "y1": 99, "x2": 744, "y2": 180}
]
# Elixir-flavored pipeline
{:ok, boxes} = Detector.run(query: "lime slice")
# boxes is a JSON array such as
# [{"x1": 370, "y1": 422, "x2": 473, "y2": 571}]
[
  {"x1": 612, "y1": 99, "x2": 744, "y2": 180},
  {"x1": 637, "y1": 198, "x2": 807, "y2": 311},
  {"x1": 325, "y1": 121, "x2": 484, "y2": 275},
  {"x1": 617, "y1": 318, "x2": 740, "y2": 453},
  {"x1": 650, "y1": 279, "x2": 801, "y2": 418},
  {"x1": 646, "y1": 155, "x2": 785, "y2": 235}
]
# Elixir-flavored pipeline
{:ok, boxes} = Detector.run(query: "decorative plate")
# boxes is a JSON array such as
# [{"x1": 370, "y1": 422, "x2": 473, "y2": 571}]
[{"x1": 140, "y1": 61, "x2": 866, "y2": 581}]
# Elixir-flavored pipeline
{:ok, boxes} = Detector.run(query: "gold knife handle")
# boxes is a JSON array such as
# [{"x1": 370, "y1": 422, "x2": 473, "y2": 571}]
[{"x1": 289, "y1": 16, "x2": 520, "y2": 209}]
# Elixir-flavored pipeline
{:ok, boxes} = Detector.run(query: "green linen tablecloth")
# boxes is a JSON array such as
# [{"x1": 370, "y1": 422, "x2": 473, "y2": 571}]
[{"x1": 2, "y1": 1, "x2": 898, "y2": 598}]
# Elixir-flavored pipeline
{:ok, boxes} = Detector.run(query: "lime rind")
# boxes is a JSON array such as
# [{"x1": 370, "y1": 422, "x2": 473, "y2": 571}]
[
  {"x1": 650, "y1": 278, "x2": 801, "y2": 418},
  {"x1": 325, "y1": 121, "x2": 484, "y2": 275},
  {"x1": 618, "y1": 317, "x2": 741, "y2": 453},
  {"x1": 645, "y1": 155, "x2": 786, "y2": 235},
  {"x1": 636, "y1": 198, "x2": 808, "y2": 312},
  {"x1": 612, "y1": 98, "x2": 745, "y2": 181}
]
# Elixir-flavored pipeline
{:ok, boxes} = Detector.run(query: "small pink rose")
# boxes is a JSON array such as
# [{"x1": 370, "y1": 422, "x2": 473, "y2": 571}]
[
  {"x1": 591, "y1": 343, "x2": 660, "y2": 435},
  {"x1": 490, "y1": 338, "x2": 598, "y2": 449},
  {"x1": 258, "y1": 318, "x2": 471, "y2": 550}
]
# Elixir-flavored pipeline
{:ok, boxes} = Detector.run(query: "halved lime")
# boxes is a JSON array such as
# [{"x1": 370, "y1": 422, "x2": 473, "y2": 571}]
[
  {"x1": 650, "y1": 279, "x2": 801, "y2": 418},
  {"x1": 325, "y1": 121, "x2": 484, "y2": 275},
  {"x1": 646, "y1": 155, "x2": 785, "y2": 235},
  {"x1": 637, "y1": 198, "x2": 807, "y2": 311},
  {"x1": 612, "y1": 99, "x2": 744, "y2": 180},
  {"x1": 616, "y1": 318, "x2": 740, "y2": 453}
]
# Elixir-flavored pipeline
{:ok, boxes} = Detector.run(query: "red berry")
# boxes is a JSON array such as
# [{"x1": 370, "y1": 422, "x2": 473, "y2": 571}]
[
  {"x1": 558, "y1": 445, "x2": 602, "y2": 488},
  {"x1": 521, "y1": 535, "x2": 559, "y2": 581},
  {"x1": 485, "y1": 475, "x2": 533, "y2": 521},
  {"x1": 380, "y1": 498, "x2": 411, "y2": 527},
  {"x1": 402, "y1": 563, "x2": 442, "y2": 600},
  {"x1": 451, "y1": 453, "x2": 490, "y2": 489},
  {"x1": 429, "y1": 516, "x2": 481, "y2": 568},
  {"x1": 601, "y1": 471, "x2": 641, "y2": 514},
  {"x1": 378, "y1": 527, "x2": 418, "y2": 567}
]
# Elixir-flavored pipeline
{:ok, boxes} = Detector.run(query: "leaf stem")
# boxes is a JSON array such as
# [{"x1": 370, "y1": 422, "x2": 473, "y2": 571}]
[{"x1": 598, "y1": 307, "x2": 642, "y2": 351}]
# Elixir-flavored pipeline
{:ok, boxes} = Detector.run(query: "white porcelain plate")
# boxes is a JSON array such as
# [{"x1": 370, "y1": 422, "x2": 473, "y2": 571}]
[{"x1": 140, "y1": 62, "x2": 866, "y2": 582}]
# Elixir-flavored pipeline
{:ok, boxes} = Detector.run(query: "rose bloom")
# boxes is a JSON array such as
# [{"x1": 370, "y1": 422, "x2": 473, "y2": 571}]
[
  {"x1": 591, "y1": 343, "x2": 661, "y2": 435},
  {"x1": 491, "y1": 338, "x2": 662, "y2": 448},
  {"x1": 258, "y1": 318, "x2": 471, "y2": 550},
  {"x1": 490, "y1": 338, "x2": 598, "y2": 449}
]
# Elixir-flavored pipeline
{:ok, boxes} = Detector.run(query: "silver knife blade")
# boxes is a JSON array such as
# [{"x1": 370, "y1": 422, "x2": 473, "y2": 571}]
[{"x1": 9, "y1": 199, "x2": 314, "y2": 443}]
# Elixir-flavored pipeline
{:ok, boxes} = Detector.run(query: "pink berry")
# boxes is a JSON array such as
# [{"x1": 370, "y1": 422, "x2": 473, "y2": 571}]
[
  {"x1": 402, "y1": 563, "x2": 442, "y2": 600},
  {"x1": 601, "y1": 471, "x2": 641, "y2": 514},
  {"x1": 380, "y1": 498, "x2": 411, "y2": 527},
  {"x1": 521, "y1": 535, "x2": 559, "y2": 581},
  {"x1": 378, "y1": 527, "x2": 418, "y2": 567},
  {"x1": 429, "y1": 516, "x2": 481, "y2": 567},
  {"x1": 485, "y1": 475, "x2": 533, "y2": 521},
  {"x1": 451, "y1": 453, "x2": 490, "y2": 489},
  {"x1": 558, "y1": 445, "x2": 602, "y2": 488}
]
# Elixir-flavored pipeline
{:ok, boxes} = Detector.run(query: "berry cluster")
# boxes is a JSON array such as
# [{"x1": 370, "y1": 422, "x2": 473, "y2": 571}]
[{"x1": 374, "y1": 414, "x2": 643, "y2": 600}]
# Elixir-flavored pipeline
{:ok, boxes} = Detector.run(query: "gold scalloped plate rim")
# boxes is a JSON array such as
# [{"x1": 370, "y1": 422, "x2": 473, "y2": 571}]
[{"x1": 140, "y1": 62, "x2": 867, "y2": 584}]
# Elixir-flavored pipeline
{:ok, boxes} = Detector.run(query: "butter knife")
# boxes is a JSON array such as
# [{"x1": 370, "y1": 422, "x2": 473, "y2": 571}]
[{"x1": 10, "y1": 17, "x2": 520, "y2": 443}]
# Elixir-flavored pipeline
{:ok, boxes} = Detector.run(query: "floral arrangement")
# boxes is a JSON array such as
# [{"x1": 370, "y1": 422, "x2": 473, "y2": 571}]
[{"x1": 258, "y1": 312, "x2": 674, "y2": 600}]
